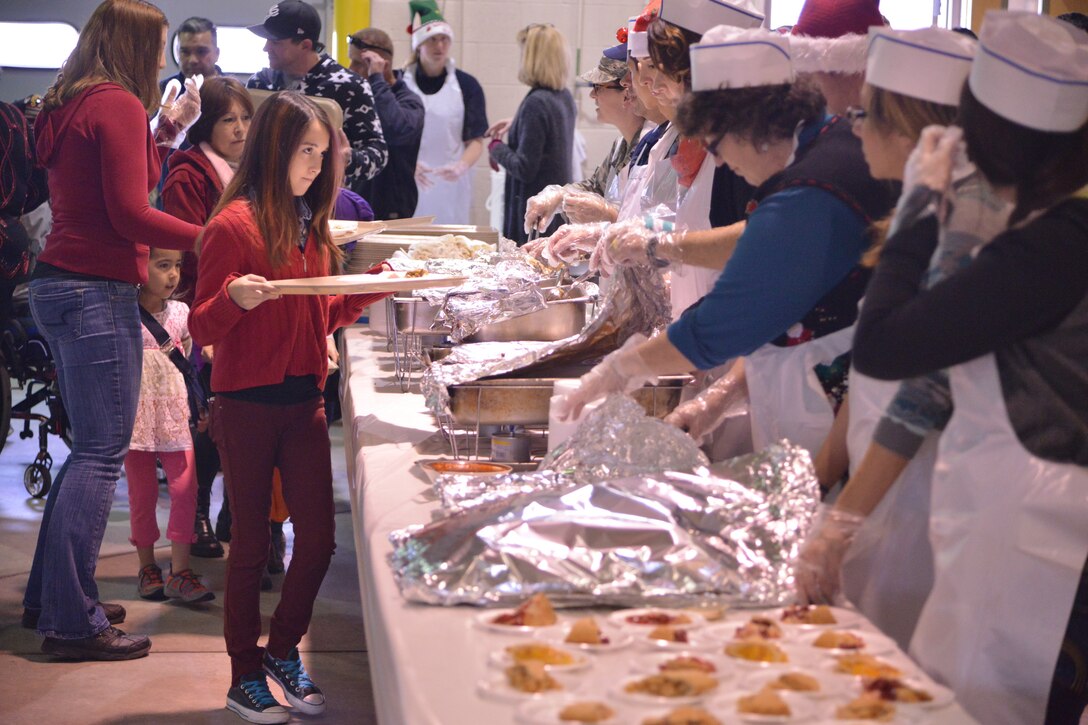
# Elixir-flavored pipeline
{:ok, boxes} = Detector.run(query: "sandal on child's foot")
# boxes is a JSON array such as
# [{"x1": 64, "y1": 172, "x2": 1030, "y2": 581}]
[
  {"x1": 164, "y1": 568, "x2": 215, "y2": 603},
  {"x1": 138, "y1": 564, "x2": 166, "y2": 601}
]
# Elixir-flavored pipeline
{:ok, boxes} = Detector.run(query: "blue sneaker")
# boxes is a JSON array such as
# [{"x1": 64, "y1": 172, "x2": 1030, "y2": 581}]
[
  {"x1": 263, "y1": 647, "x2": 325, "y2": 715},
  {"x1": 226, "y1": 673, "x2": 288, "y2": 724}
]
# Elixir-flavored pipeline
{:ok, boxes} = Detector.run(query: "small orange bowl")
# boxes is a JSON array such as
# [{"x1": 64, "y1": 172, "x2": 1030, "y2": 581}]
[{"x1": 419, "y1": 460, "x2": 513, "y2": 483}]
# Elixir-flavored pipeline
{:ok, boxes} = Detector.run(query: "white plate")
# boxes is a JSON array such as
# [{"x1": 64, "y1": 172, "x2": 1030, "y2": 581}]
[
  {"x1": 489, "y1": 644, "x2": 592, "y2": 673},
  {"x1": 703, "y1": 614, "x2": 795, "y2": 645},
  {"x1": 801, "y1": 629, "x2": 897, "y2": 657},
  {"x1": 712, "y1": 690, "x2": 816, "y2": 724},
  {"x1": 776, "y1": 605, "x2": 863, "y2": 630},
  {"x1": 720, "y1": 641, "x2": 814, "y2": 669},
  {"x1": 609, "y1": 673, "x2": 723, "y2": 707},
  {"x1": 854, "y1": 677, "x2": 955, "y2": 710},
  {"x1": 515, "y1": 695, "x2": 625, "y2": 725},
  {"x1": 536, "y1": 623, "x2": 634, "y2": 652},
  {"x1": 477, "y1": 673, "x2": 576, "y2": 703},
  {"x1": 473, "y1": 609, "x2": 561, "y2": 636},
  {"x1": 631, "y1": 651, "x2": 735, "y2": 680},
  {"x1": 608, "y1": 608, "x2": 706, "y2": 630},
  {"x1": 819, "y1": 655, "x2": 912, "y2": 680},
  {"x1": 739, "y1": 668, "x2": 847, "y2": 699}
]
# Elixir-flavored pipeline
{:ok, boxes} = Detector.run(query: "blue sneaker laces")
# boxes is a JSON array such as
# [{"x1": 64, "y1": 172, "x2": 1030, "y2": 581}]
[
  {"x1": 276, "y1": 652, "x2": 315, "y2": 691},
  {"x1": 241, "y1": 678, "x2": 280, "y2": 708}
]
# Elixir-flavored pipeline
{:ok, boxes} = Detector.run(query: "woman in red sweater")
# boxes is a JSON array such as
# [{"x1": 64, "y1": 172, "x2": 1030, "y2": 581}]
[
  {"x1": 190, "y1": 91, "x2": 387, "y2": 724},
  {"x1": 161, "y1": 75, "x2": 253, "y2": 558},
  {"x1": 21, "y1": 0, "x2": 202, "y2": 662}
]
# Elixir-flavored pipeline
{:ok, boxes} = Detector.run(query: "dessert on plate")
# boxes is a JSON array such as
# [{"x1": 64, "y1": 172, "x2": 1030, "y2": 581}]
[
  {"x1": 835, "y1": 693, "x2": 897, "y2": 721},
  {"x1": 724, "y1": 638, "x2": 789, "y2": 663},
  {"x1": 624, "y1": 671, "x2": 718, "y2": 697},
  {"x1": 781, "y1": 604, "x2": 837, "y2": 625},
  {"x1": 765, "y1": 671, "x2": 821, "y2": 692},
  {"x1": 641, "y1": 706, "x2": 722, "y2": 725},
  {"x1": 492, "y1": 593, "x2": 558, "y2": 627},
  {"x1": 558, "y1": 701, "x2": 616, "y2": 723},
  {"x1": 659, "y1": 655, "x2": 717, "y2": 674},
  {"x1": 566, "y1": 617, "x2": 610, "y2": 645},
  {"x1": 648, "y1": 625, "x2": 689, "y2": 643},
  {"x1": 627, "y1": 611, "x2": 693, "y2": 626},
  {"x1": 734, "y1": 615, "x2": 784, "y2": 640},
  {"x1": 833, "y1": 654, "x2": 902, "y2": 678},
  {"x1": 862, "y1": 677, "x2": 934, "y2": 703},
  {"x1": 737, "y1": 688, "x2": 792, "y2": 716},
  {"x1": 813, "y1": 630, "x2": 865, "y2": 650},
  {"x1": 505, "y1": 643, "x2": 576, "y2": 666},
  {"x1": 505, "y1": 661, "x2": 562, "y2": 694}
]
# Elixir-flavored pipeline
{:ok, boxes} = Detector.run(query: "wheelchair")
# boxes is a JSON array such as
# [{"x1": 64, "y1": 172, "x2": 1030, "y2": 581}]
[{"x1": 0, "y1": 285, "x2": 71, "y2": 498}]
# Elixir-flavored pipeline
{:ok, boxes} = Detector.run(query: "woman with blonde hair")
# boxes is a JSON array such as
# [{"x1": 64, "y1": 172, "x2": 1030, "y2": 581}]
[
  {"x1": 21, "y1": 0, "x2": 202, "y2": 661},
  {"x1": 487, "y1": 23, "x2": 576, "y2": 244}
]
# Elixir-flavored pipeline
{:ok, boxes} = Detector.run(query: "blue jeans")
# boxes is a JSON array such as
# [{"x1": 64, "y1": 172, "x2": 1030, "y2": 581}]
[{"x1": 21, "y1": 276, "x2": 141, "y2": 639}]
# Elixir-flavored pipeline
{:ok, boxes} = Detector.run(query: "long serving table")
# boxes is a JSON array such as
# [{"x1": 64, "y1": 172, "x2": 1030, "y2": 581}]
[{"x1": 340, "y1": 327, "x2": 976, "y2": 724}]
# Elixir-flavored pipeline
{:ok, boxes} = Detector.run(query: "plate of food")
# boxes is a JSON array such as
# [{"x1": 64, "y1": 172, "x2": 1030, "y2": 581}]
[
  {"x1": 721, "y1": 640, "x2": 811, "y2": 669},
  {"x1": 417, "y1": 459, "x2": 512, "y2": 484},
  {"x1": 474, "y1": 593, "x2": 561, "y2": 635},
  {"x1": 538, "y1": 617, "x2": 634, "y2": 652},
  {"x1": 610, "y1": 671, "x2": 721, "y2": 707},
  {"x1": 638, "y1": 625, "x2": 715, "y2": 651},
  {"x1": 489, "y1": 643, "x2": 592, "y2": 673},
  {"x1": 632, "y1": 651, "x2": 733, "y2": 680},
  {"x1": 801, "y1": 629, "x2": 896, "y2": 657},
  {"x1": 329, "y1": 220, "x2": 386, "y2": 245},
  {"x1": 824, "y1": 653, "x2": 908, "y2": 680},
  {"x1": 269, "y1": 270, "x2": 467, "y2": 295},
  {"x1": 609, "y1": 608, "x2": 706, "y2": 630},
  {"x1": 477, "y1": 661, "x2": 575, "y2": 703},
  {"x1": 705, "y1": 613, "x2": 789, "y2": 644},
  {"x1": 713, "y1": 689, "x2": 816, "y2": 724},
  {"x1": 739, "y1": 669, "x2": 846, "y2": 699},
  {"x1": 777, "y1": 604, "x2": 862, "y2": 630},
  {"x1": 829, "y1": 693, "x2": 904, "y2": 722},
  {"x1": 515, "y1": 695, "x2": 625, "y2": 725},
  {"x1": 856, "y1": 676, "x2": 955, "y2": 710}
]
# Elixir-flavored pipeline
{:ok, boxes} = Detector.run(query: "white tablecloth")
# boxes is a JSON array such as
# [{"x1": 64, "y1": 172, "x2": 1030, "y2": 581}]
[{"x1": 341, "y1": 328, "x2": 976, "y2": 724}]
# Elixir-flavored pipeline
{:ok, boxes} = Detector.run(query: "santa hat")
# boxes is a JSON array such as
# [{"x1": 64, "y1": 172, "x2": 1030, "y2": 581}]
[
  {"x1": 629, "y1": 0, "x2": 662, "y2": 58},
  {"x1": 790, "y1": 33, "x2": 868, "y2": 74},
  {"x1": 408, "y1": 0, "x2": 453, "y2": 51},
  {"x1": 792, "y1": 0, "x2": 883, "y2": 38},
  {"x1": 970, "y1": 11, "x2": 1088, "y2": 132}
]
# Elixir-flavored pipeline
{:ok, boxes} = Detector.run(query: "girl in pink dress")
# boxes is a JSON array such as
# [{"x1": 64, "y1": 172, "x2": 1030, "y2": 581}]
[{"x1": 125, "y1": 247, "x2": 213, "y2": 604}]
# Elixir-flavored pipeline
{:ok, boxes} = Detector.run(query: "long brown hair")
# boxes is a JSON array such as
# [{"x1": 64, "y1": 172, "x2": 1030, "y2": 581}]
[
  {"x1": 44, "y1": 0, "x2": 167, "y2": 114},
  {"x1": 212, "y1": 92, "x2": 342, "y2": 272}
]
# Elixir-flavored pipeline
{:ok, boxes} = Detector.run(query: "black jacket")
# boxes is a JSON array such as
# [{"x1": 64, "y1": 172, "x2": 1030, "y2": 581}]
[{"x1": 352, "y1": 71, "x2": 424, "y2": 220}]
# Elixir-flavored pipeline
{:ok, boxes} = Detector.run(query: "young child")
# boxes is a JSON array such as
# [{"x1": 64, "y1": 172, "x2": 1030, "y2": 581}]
[
  {"x1": 126, "y1": 247, "x2": 214, "y2": 604},
  {"x1": 190, "y1": 92, "x2": 391, "y2": 724}
]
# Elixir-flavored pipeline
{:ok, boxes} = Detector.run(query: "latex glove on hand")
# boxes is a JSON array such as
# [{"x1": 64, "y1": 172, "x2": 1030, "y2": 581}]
[
  {"x1": 903, "y1": 125, "x2": 961, "y2": 198},
  {"x1": 435, "y1": 161, "x2": 469, "y2": 181},
  {"x1": 524, "y1": 184, "x2": 565, "y2": 235},
  {"x1": 542, "y1": 222, "x2": 608, "y2": 266},
  {"x1": 793, "y1": 504, "x2": 866, "y2": 605},
  {"x1": 521, "y1": 236, "x2": 549, "y2": 261},
  {"x1": 590, "y1": 218, "x2": 660, "y2": 276},
  {"x1": 163, "y1": 76, "x2": 202, "y2": 130},
  {"x1": 664, "y1": 366, "x2": 747, "y2": 444},
  {"x1": 554, "y1": 333, "x2": 658, "y2": 421},
  {"x1": 415, "y1": 162, "x2": 434, "y2": 189},
  {"x1": 562, "y1": 189, "x2": 618, "y2": 224}
]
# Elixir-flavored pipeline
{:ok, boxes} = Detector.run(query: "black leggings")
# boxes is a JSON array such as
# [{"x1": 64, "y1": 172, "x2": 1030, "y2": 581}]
[{"x1": 1046, "y1": 555, "x2": 1088, "y2": 725}]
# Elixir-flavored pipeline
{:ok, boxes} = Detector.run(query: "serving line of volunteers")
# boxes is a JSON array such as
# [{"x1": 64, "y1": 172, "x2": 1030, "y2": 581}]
[{"x1": 543, "y1": 2, "x2": 1088, "y2": 723}]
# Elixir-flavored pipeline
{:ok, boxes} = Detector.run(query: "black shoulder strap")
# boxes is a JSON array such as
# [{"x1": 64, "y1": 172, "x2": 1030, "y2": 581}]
[{"x1": 139, "y1": 305, "x2": 207, "y2": 420}]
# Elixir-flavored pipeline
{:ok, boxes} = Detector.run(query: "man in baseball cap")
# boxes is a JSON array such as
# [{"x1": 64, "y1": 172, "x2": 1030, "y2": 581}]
[{"x1": 247, "y1": 1, "x2": 321, "y2": 46}]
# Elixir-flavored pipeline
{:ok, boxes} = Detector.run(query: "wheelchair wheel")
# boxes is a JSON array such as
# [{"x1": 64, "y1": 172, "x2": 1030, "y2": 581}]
[
  {"x1": 24, "y1": 462, "x2": 50, "y2": 498},
  {"x1": 0, "y1": 363, "x2": 10, "y2": 457}
]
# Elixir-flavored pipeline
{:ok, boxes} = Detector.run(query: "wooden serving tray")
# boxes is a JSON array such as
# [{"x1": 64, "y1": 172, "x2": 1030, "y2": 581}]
[{"x1": 268, "y1": 271, "x2": 466, "y2": 295}]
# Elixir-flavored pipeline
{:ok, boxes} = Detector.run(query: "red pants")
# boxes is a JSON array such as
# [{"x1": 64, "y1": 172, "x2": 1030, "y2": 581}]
[
  {"x1": 211, "y1": 396, "x2": 336, "y2": 685},
  {"x1": 124, "y1": 448, "x2": 197, "y2": 548}
]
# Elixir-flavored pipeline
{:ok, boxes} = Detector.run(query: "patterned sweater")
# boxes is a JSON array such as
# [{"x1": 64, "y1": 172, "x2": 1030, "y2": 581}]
[{"x1": 249, "y1": 54, "x2": 388, "y2": 184}]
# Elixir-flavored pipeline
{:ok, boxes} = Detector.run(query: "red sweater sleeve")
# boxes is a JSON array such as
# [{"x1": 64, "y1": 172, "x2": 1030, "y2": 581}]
[
  {"x1": 162, "y1": 166, "x2": 213, "y2": 226},
  {"x1": 97, "y1": 93, "x2": 200, "y2": 249},
  {"x1": 189, "y1": 211, "x2": 246, "y2": 346}
]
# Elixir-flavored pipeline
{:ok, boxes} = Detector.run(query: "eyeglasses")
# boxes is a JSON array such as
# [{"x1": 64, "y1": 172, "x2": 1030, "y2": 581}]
[
  {"x1": 844, "y1": 106, "x2": 868, "y2": 124},
  {"x1": 703, "y1": 131, "x2": 726, "y2": 157}
]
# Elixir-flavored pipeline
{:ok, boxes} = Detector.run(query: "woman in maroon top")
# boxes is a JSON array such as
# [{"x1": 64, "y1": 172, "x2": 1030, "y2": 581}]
[
  {"x1": 190, "y1": 92, "x2": 388, "y2": 724},
  {"x1": 21, "y1": 0, "x2": 202, "y2": 662}
]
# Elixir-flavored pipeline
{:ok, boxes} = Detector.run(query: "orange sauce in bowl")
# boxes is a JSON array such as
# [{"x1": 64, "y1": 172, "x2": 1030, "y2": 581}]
[{"x1": 426, "y1": 461, "x2": 512, "y2": 475}]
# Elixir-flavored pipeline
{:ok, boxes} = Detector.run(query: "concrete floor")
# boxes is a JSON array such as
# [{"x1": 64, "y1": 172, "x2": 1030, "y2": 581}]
[{"x1": 0, "y1": 391, "x2": 378, "y2": 725}]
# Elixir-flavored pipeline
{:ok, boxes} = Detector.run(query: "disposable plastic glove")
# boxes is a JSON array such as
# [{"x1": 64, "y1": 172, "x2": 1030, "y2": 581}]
[
  {"x1": 793, "y1": 504, "x2": 866, "y2": 605},
  {"x1": 521, "y1": 236, "x2": 549, "y2": 261},
  {"x1": 435, "y1": 160, "x2": 470, "y2": 181},
  {"x1": 524, "y1": 184, "x2": 565, "y2": 235},
  {"x1": 562, "y1": 189, "x2": 619, "y2": 224},
  {"x1": 902, "y1": 125, "x2": 961, "y2": 198},
  {"x1": 590, "y1": 218, "x2": 651, "y2": 276},
  {"x1": 542, "y1": 222, "x2": 608, "y2": 266},
  {"x1": 415, "y1": 162, "x2": 434, "y2": 190},
  {"x1": 664, "y1": 365, "x2": 747, "y2": 444},
  {"x1": 553, "y1": 333, "x2": 658, "y2": 421},
  {"x1": 163, "y1": 76, "x2": 202, "y2": 130}
]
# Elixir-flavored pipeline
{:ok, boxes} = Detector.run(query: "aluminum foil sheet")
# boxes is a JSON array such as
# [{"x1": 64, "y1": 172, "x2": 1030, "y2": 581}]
[
  {"x1": 420, "y1": 265, "x2": 672, "y2": 418},
  {"x1": 389, "y1": 442, "x2": 819, "y2": 608}
]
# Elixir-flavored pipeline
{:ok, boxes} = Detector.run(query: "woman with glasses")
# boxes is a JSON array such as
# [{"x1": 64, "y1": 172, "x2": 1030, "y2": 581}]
[
  {"x1": 487, "y1": 23, "x2": 576, "y2": 245},
  {"x1": 794, "y1": 28, "x2": 980, "y2": 650},
  {"x1": 402, "y1": 0, "x2": 488, "y2": 224},
  {"x1": 556, "y1": 26, "x2": 895, "y2": 470}
]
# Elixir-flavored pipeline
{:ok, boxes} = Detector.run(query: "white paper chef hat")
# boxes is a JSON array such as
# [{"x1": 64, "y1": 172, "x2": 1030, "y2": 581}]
[
  {"x1": 626, "y1": 16, "x2": 646, "y2": 58},
  {"x1": 690, "y1": 25, "x2": 792, "y2": 92},
  {"x1": 867, "y1": 27, "x2": 976, "y2": 107},
  {"x1": 660, "y1": 0, "x2": 766, "y2": 36},
  {"x1": 969, "y1": 11, "x2": 1088, "y2": 132}
]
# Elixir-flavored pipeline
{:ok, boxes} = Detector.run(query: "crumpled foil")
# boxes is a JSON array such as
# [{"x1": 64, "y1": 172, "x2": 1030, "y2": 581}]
[
  {"x1": 432, "y1": 396, "x2": 708, "y2": 513},
  {"x1": 389, "y1": 442, "x2": 818, "y2": 608},
  {"x1": 420, "y1": 265, "x2": 671, "y2": 418}
]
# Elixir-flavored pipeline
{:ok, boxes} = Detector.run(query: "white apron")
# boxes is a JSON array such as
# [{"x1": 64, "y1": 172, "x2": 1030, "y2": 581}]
[
  {"x1": 405, "y1": 60, "x2": 472, "y2": 224},
  {"x1": 839, "y1": 370, "x2": 938, "y2": 650},
  {"x1": 618, "y1": 124, "x2": 679, "y2": 224},
  {"x1": 909, "y1": 354, "x2": 1088, "y2": 725},
  {"x1": 670, "y1": 152, "x2": 719, "y2": 320},
  {"x1": 745, "y1": 324, "x2": 855, "y2": 458}
]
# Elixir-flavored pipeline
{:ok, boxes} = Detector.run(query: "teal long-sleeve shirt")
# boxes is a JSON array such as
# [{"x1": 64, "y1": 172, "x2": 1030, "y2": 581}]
[{"x1": 667, "y1": 185, "x2": 868, "y2": 370}]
